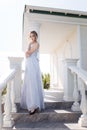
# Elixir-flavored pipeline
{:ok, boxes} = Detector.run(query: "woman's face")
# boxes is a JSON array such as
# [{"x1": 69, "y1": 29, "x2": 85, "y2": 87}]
[{"x1": 29, "y1": 33, "x2": 37, "y2": 42}]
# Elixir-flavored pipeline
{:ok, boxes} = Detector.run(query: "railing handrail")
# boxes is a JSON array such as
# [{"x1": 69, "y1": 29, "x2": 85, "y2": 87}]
[
  {"x1": 0, "y1": 68, "x2": 17, "y2": 91},
  {"x1": 0, "y1": 56, "x2": 23, "y2": 128},
  {"x1": 68, "y1": 65, "x2": 87, "y2": 85}
]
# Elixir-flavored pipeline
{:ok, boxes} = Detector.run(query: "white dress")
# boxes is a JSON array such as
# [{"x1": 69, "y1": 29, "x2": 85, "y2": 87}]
[{"x1": 20, "y1": 43, "x2": 45, "y2": 111}]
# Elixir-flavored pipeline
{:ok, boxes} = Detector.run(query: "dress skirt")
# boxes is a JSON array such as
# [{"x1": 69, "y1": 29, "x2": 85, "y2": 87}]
[{"x1": 20, "y1": 53, "x2": 45, "y2": 111}]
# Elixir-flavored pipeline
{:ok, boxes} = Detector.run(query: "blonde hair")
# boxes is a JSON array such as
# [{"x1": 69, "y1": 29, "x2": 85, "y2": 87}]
[{"x1": 30, "y1": 31, "x2": 38, "y2": 38}]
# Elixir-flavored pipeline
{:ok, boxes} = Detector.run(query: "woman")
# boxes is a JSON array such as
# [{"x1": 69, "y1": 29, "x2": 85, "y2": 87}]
[{"x1": 20, "y1": 31, "x2": 45, "y2": 115}]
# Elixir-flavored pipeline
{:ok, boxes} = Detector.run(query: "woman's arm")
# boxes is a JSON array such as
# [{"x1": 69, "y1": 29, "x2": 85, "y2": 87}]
[{"x1": 26, "y1": 43, "x2": 39, "y2": 56}]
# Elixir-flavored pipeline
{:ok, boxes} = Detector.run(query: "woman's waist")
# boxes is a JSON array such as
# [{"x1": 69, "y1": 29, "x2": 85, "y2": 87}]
[{"x1": 26, "y1": 55, "x2": 39, "y2": 61}]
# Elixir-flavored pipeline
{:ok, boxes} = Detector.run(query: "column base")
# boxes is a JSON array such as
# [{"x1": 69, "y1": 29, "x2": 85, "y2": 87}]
[
  {"x1": 3, "y1": 118, "x2": 14, "y2": 127},
  {"x1": 71, "y1": 102, "x2": 81, "y2": 111},
  {"x1": 78, "y1": 114, "x2": 87, "y2": 127},
  {"x1": 11, "y1": 104, "x2": 17, "y2": 113}
]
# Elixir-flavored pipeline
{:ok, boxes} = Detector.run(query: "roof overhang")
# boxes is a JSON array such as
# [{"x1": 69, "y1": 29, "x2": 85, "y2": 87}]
[
  {"x1": 22, "y1": 5, "x2": 87, "y2": 53},
  {"x1": 25, "y1": 5, "x2": 87, "y2": 19}
]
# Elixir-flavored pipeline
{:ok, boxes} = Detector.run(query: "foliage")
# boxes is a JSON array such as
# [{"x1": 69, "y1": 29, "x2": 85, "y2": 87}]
[
  {"x1": 42, "y1": 73, "x2": 50, "y2": 89},
  {"x1": 2, "y1": 86, "x2": 7, "y2": 96}
]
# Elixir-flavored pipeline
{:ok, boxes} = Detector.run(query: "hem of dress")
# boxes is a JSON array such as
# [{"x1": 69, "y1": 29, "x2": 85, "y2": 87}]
[{"x1": 20, "y1": 103, "x2": 45, "y2": 111}]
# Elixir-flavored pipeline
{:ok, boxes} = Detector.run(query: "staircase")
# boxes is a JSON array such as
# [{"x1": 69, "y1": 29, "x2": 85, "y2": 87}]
[
  {"x1": 2, "y1": 89, "x2": 87, "y2": 130},
  {"x1": 14, "y1": 101, "x2": 80, "y2": 121},
  {"x1": 2, "y1": 102, "x2": 87, "y2": 130},
  {"x1": 8, "y1": 101, "x2": 84, "y2": 130},
  {"x1": 1, "y1": 58, "x2": 87, "y2": 129}
]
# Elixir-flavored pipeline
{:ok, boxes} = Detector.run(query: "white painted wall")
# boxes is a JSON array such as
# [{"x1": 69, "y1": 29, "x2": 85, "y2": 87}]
[
  {"x1": 40, "y1": 22, "x2": 76, "y2": 53},
  {"x1": 56, "y1": 29, "x2": 79, "y2": 59},
  {"x1": 55, "y1": 28, "x2": 79, "y2": 89}
]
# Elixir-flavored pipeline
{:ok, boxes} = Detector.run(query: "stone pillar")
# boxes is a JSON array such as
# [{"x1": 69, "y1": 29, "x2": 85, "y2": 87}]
[
  {"x1": 22, "y1": 12, "x2": 41, "y2": 53},
  {"x1": 50, "y1": 53, "x2": 58, "y2": 88},
  {"x1": 8, "y1": 57, "x2": 23, "y2": 103},
  {"x1": 50, "y1": 54, "x2": 54, "y2": 88},
  {"x1": 78, "y1": 25, "x2": 87, "y2": 71},
  {"x1": 63, "y1": 59, "x2": 78, "y2": 101}
]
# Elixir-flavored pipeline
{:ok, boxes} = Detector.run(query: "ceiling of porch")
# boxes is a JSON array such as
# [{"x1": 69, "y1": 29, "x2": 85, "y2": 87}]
[{"x1": 40, "y1": 22, "x2": 77, "y2": 53}]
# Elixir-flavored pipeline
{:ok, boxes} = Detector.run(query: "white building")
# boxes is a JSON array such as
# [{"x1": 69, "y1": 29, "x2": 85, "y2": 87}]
[
  {"x1": 0, "y1": 3, "x2": 87, "y2": 128},
  {"x1": 22, "y1": 5, "x2": 87, "y2": 101},
  {"x1": 22, "y1": 5, "x2": 87, "y2": 126}
]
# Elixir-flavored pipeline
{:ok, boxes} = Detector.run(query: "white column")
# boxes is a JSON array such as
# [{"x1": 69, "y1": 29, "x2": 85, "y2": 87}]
[
  {"x1": 78, "y1": 79, "x2": 87, "y2": 127},
  {"x1": 22, "y1": 12, "x2": 41, "y2": 52},
  {"x1": 77, "y1": 25, "x2": 87, "y2": 126},
  {"x1": 11, "y1": 79, "x2": 17, "y2": 112},
  {"x1": 3, "y1": 82, "x2": 14, "y2": 127},
  {"x1": 50, "y1": 53, "x2": 58, "y2": 88},
  {"x1": 50, "y1": 53, "x2": 54, "y2": 88},
  {"x1": 71, "y1": 73, "x2": 80, "y2": 111},
  {"x1": 8, "y1": 57, "x2": 23, "y2": 103},
  {"x1": 78, "y1": 25, "x2": 87, "y2": 70},
  {"x1": 63, "y1": 59, "x2": 78, "y2": 101}
]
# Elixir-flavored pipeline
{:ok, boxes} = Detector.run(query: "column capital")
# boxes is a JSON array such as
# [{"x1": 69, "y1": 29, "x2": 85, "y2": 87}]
[
  {"x1": 23, "y1": 13, "x2": 41, "y2": 51},
  {"x1": 63, "y1": 58, "x2": 79, "y2": 101},
  {"x1": 27, "y1": 21, "x2": 41, "y2": 35},
  {"x1": 8, "y1": 56, "x2": 23, "y2": 69},
  {"x1": 63, "y1": 58, "x2": 79, "y2": 66},
  {"x1": 29, "y1": 21, "x2": 41, "y2": 27},
  {"x1": 8, "y1": 56, "x2": 23, "y2": 103},
  {"x1": 8, "y1": 56, "x2": 23, "y2": 62}
]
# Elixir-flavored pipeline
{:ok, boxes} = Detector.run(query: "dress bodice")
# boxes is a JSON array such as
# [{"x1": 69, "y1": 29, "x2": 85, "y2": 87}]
[{"x1": 28, "y1": 43, "x2": 39, "y2": 61}]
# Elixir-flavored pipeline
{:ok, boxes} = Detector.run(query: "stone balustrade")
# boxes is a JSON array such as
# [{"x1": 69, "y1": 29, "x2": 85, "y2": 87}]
[
  {"x1": 0, "y1": 56, "x2": 23, "y2": 128},
  {"x1": 68, "y1": 65, "x2": 87, "y2": 127}
]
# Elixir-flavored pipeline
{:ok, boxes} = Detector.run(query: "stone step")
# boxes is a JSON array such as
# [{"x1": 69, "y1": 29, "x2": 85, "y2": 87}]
[
  {"x1": 44, "y1": 89, "x2": 64, "y2": 102},
  {"x1": 2, "y1": 122, "x2": 87, "y2": 130},
  {"x1": 16, "y1": 101, "x2": 73, "y2": 110},
  {"x1": 14, "y1": 122, "x2": 87, "y2": 130},
  {"x1": 45, "y1": 101, "x2": 73, "y2": 109},
  {"x1": 12, "y1": 108, "x2": 81, "y2": 124}
]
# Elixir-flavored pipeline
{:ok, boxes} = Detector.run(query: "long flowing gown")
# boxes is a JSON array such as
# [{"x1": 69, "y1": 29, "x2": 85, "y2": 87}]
[{"x1": 20, "y1": 43, "x2": 45, "y2": 111}]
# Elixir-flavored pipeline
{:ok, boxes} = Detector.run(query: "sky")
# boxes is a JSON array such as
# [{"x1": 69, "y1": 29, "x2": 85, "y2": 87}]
[
  {"x1": 29, "y1": 0, "x2": 87, "y2": 11},
  {"x1": 0, "y1": 0, "x2": 87, "y2": 52}
]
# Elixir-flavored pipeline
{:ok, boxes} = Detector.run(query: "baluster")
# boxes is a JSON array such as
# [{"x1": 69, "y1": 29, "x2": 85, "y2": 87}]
[
  {"x1": 0, "y1": 90, "x2": 3, "y2": 128},
  {"x1": 3, "y1": 81, "x2": 14, "y2": 127},
  {"x1": 11, "y1": 79, "x2": 17, "y2": 113},
  {"x1": 71, "y1": 73, "x2": 80, "y2": 111},
  {"x1": 78, "y1": 80, "x2": 87, "y2": 127}
]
